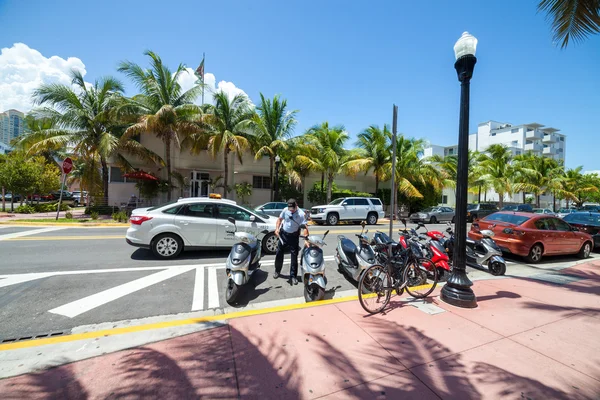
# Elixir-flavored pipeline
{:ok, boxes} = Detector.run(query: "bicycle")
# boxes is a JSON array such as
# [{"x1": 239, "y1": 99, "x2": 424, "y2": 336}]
[{"x1": 358, "y1": 235, "x2": 439, "y2": 314}]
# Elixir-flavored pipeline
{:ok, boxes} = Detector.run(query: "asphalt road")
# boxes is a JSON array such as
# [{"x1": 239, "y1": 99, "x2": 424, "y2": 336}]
[{"x1": 0, "y1": 222, "x2": 596, "y2": 342}]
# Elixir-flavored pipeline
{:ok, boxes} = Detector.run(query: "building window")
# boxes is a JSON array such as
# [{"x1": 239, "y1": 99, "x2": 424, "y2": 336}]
[
  {"x1": 559, "y1": 137, "x2": 564, "y2": 142},
  {"x1": 516, "y1": 151, "x2": 522, "y2": 156},
  {"x1": 110, "y1": 167, "x2": 125, "y2": 183},
  {"x1": 252, "y1": 176, "x2": 271, "y2": 189},
  {"x1": 447, "y1": 148, "x2": 454, "y2": 155},
  {"x1": 491, "y1": 133, "x2": 496, "y2": 136},
  {"x1": 442, "y1": 195, "x2": 448, "y2": 204},
  {"x1": 511, "y1": 128, "x2": 519, "y2": 133}
]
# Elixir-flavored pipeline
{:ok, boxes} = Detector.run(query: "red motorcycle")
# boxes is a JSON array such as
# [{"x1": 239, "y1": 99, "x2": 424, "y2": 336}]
[{"x1": 413, "y1": 223, "x2": 452, "y2": 282}]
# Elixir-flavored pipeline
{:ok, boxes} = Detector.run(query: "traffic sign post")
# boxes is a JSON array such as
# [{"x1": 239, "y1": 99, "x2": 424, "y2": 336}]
[{"x1": 56, "y1": 158, "x2": 73, "y2": 221}]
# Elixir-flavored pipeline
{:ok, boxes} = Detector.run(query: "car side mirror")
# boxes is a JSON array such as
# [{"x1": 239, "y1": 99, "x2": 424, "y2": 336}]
[
  {"x1": 227, "y1": 217, "x2": 236, "y2": 224},
  {"x1": 249, "y1": 215, "x2": 256, "y2": 222},
  {"x1": 571, "y1": 227, "x2": 579, "y2": 232},
  {"x1": 342, "y1": 202, "x2": 348, "y2": 206},
  {"x1": 259, "y1": 207, "x2": 264, "y2": 211}
]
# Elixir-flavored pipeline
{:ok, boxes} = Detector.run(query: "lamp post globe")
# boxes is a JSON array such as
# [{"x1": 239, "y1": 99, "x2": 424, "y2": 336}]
[{"x1": 440, "y1": 32, "x2": 478, "y2": 309}]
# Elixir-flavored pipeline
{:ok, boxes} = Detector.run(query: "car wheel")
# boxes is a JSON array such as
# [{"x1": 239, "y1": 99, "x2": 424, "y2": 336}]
[
  {"x1": 262, "y1": 233, "x2": 278, "y2": 255},
  {"x1": 578, "y1": 241, "x2": 592, "y2": 259},
  {"x1": 327, "y1": 213, "x2": 339, "y2": 226},
  {"x1": 367, "y1": 213, "x2": 378, "y2": 225},
  {"x1": 152, "y1": 233, "x2": 183, "y2": 259},
  {"x1": 429, "y1": 216, "x2": 437, "y2": 224},
  {"x1": 526, "y1": 244, "x2": 543, "y2": 264}
]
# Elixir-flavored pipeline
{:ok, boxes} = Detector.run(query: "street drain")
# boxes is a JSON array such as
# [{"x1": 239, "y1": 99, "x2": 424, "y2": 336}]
[{"x1": 1, "y1": 331, "x2": 65, "y2": 344}]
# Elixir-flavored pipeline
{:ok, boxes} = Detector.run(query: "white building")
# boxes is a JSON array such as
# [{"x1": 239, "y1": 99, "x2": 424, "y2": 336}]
[{"x1": 425, "y1": 120, "x2": 567, "y2": 209}]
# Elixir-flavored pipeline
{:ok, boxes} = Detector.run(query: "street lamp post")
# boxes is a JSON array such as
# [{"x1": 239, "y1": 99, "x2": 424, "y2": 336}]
[
  {"x1": 274, "y1": 155, "x2": 281, "y2": 201},
  {"x1": 440, "y1": 32, "x2": 478, "y2": 309}
]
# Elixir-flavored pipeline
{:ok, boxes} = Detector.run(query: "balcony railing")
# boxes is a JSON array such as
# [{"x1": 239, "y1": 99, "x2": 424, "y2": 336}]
[
  {"x1": 542, "y1": 133, "x2": 558, "y2": 143},
  {"x1": 524, "y1": 143, "x2": 543, "y2": 152},
  {"x1": 526, "y1": 130, "x2": 543, "y2": 140}
]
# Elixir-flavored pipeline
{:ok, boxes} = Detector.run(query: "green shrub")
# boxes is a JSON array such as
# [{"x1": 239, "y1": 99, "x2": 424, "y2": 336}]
[
  {"x1": 114, "y1": 211, "x2": 128, "y2": 223},
  {"x1": 65, "y1": 211, "x2": 73, "y2": 219},
  {"x1": 32, "y1": 202, "x2": 70, "y2": 212},
  {"x1": 85, "y1": 206, "x2": 119, "y2": 215},
  {"x1": 90, "y1": 211, "x2": 99, "y2": 220},
  {"x1": 112, "y1": 212, "x2": 119, "y2": 221},
  {"x1": 15, "y1": 204, "x2": 36, "y2": 214},
  {"x1": 307, "y1": 182, "x2": 373, "y2": 204}
]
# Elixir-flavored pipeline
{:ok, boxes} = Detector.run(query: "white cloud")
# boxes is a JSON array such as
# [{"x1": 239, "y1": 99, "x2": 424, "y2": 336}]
[
  {"x1": 177, "y1": 67, "x2": 252, "y2": 106},
  {"x1": 0, "y1": 43, "x2": 87, "y2": 112}
]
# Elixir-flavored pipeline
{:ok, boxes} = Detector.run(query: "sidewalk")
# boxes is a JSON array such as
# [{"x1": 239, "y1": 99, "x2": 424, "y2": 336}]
[{"x1": 1, "y1": 262, "x2": 599, "y2": 399}]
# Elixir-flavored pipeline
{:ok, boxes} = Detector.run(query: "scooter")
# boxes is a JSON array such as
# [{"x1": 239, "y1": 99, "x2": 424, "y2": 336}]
[
  {"x1": 413, "y1": 222, "x2": 453, "y2": 281},
  {"x1": 443, "y1": 223, "x2": 507, "y2": 276},
  {"x1": 335, "y1": 221, "x2": 378, "y2": 282},
  {"x1": 299, "y1": 225, "x2": 329, "y2": 302},
  {"x1": 224, "y1": 217, "x2": 269, "y2": 305}
]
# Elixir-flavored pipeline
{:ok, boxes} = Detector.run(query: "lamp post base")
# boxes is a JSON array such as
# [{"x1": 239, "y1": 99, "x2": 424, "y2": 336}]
[{"x1": 440, "y1": 270, "x2": 477, "y2": 308}]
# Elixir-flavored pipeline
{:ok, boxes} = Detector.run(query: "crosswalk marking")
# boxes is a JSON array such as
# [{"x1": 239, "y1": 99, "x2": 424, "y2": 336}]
[
  {"x1": 0, "y1": 273, "x2": 54, "y2": 289},
  {"x1": 0, "y1": 227, "x2": 65, "y2": 241},
  {"x1": 49, "y1": 266, "x2": 197, "y2": 318},
  {"x1": 191, "y1": 266, "x2": 205, "y2": 311},
  {"x1": 207, "y1": 267, "x2": 219, "y2": 309}
]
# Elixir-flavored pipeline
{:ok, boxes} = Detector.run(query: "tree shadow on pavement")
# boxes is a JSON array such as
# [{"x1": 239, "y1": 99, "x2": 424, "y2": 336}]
[
  {"x1": 130, "y1": 248, "x2": 230, "y2": 261},
  {"x1": 1, "y1": 324, "x2": 303, "y2": 399}
]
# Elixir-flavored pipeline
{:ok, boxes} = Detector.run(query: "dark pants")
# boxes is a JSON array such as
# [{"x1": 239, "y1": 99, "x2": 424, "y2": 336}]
[{"x1": 275, "y1": 231, "x2": 300, "y2": 278}]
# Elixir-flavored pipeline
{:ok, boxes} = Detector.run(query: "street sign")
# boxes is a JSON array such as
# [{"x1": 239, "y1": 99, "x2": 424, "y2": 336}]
[{"x1": 62, "y1": 157, "x2": 73, "y2": 174}]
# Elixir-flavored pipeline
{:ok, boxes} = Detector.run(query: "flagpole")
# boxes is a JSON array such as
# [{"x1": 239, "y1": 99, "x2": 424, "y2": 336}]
[{"x1": 201, "y1": 52, "x2": 205, "y2": 105}]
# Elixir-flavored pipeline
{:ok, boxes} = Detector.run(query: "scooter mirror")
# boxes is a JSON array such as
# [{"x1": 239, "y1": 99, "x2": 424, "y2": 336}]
[
  {"x1": 300, "y1": 224, "x2": 307, "y2": 230},
  {"x1": 361, "y1": 221, "x2": 366, "y2": 228},
  {"x1": 401, "y1": 218, "x2": 407, "y2": 226},
  {"x1": 227, "y1": 217, "x2": 236, "y2": 224}
]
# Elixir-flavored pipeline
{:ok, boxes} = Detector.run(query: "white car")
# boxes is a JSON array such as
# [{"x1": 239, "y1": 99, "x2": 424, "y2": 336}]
[
  {"x1": 126, "y1": 197, "x2": 280, "y2": 259},
  {"x1": 310, "y1": 197, "x2": 385, "y2": 226}
]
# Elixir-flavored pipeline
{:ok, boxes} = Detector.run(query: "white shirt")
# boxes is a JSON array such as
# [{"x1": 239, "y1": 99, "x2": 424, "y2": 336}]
[{"x1": 279, "y1": 208, "x2": 308, "y2": 233}]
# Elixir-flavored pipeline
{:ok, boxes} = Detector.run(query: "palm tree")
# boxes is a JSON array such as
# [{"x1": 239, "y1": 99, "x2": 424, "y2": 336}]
[
  {"x1": 476, "y1": 144, "x2": 514, "y2": 209},
  {"x1": 118, "y1": 51, "x2": 204, "y2": 201},
  {"x1": 381, "y1": 136, "x2": 443, "y2": 218},
  {"x1": 513, "y1": 152, "x2": 562, "y2": 207},
  {"x1": 297, "y1": 122, "x2": 351, "y2": 203},
  {"x1": 29, "y1": 70, "x2": 155, "y2": 204},
  {"x1": 538, "y1": 0, "x2": 600, "y2": 48},
  {"x1": 66, "y1": 156, "x2": 102, "y2": 207},
  {"x1": 345, "y1": 124, "x2": 391, "y2": 196},
  {"x1": 189, "y1": 91, "x2": 254, "y2": 199},
  {"x1": 562, "y1": 166, "x2": 599, "y2": 207},
  {"x1": 251, "y1": 93, "x2": 298, "y2": 201}
]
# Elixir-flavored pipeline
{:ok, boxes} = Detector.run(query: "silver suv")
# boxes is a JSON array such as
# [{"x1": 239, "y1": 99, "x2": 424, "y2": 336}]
[{"x1": 310, "y1": 197, "x2": 385, "y2": 226}]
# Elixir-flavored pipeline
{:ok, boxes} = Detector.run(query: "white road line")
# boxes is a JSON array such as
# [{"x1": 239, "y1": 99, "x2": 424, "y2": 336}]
[
  {"x1": 191, "y1": 266, "x2": 205, "y2": 311},
  {"x1": 0, "y1": 227, "x2": 65, "y2": 241},
  {"x1": 0, "y1": 273, "x2": 54, "y2": 289},
  {"x1": 49, "y1": 266, "x2": 196, "y2": 318},
  {"x1": 209, "y1": 255, "x2": 337, "y2": 270},
  {"x1": 207, "y1": 267, "x2": 219, "y2": 309}
]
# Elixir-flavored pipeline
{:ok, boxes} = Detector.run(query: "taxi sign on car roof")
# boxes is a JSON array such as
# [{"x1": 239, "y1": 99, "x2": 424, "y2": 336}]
[{"x1": 209, "y1": 193, "x2": 222, "y2": 199}]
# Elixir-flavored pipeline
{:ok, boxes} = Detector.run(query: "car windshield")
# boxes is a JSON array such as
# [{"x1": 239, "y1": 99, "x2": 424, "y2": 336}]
[
  {"x1": 329, "y1": 198, "x2": 344, "y2": 205},
  {"x1": 558, "y1": 209, "x2": 570, "y2": 213},
  {"x1": 502, "y1": 205, "x2": 518, "y2": 210},
  {"x1": 238, "y1": 204, "x2": 271, "y2": 219},
  {"x1": 467, "y1": 204, "x2": 477, "y2": 210},
  {"x1": 148, "y1": 200, "x2": 179, "y2": 211},
  {"x1": 484, "y1": 212, "x2": 531, "y2": 225},
  {"x1": 421, "y1": 207, "x2": 436, "y2": 213},
  {"x1": 533, "y1": 209, "x2": 543, "y2": 213},
  {"x1": 566, "y1": 213, "x2": 600, "y2": 225}
]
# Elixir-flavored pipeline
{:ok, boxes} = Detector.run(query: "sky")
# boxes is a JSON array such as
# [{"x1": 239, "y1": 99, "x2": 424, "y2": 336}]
[{"x1": 0, "y1": 0, "x2": 599, "y2": 170}]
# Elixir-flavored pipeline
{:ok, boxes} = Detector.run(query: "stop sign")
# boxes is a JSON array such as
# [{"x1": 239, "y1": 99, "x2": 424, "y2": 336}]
[{"x1": 62, "y1": 157, "x2": 73, "y2": 174}]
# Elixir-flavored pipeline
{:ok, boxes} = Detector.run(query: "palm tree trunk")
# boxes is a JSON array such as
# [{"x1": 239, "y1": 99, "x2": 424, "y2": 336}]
[
  {"x1": 320, "y1": 172, "x2": 325, "y2": 195},
  {"x1": 522, "y1": 191, "x2": 526, "y2": 204},
  {"x1": 100, "y1": 156, "x2": 109, "y2": 205},
  {"x1": 478, "y1": 185, "x2": 481, "y2": 203},
  {"x1": 326, "y1": 172, "x2": 333, "y2": 203},
  {"x1": 223, "y1": 149, "x2": 229, "y2": 199},
  {"x1": 536, "y1": 194, "x2": 541, "y2": 208},
  {"x1": 166, "y1": 137, "x2": 172, "y2": 201},
  {"x1": 553, "y1": 191, "x2": 556, "y2": 211},
  {"x1": 498, "y1": 192, "x2": 504, "y2": 209},
  {"x1": 269, "y1": 156, "x2": 274, "y2": 202},
  {"x1": 375, "y1": 175, "x2": 379, "y2": 197}
]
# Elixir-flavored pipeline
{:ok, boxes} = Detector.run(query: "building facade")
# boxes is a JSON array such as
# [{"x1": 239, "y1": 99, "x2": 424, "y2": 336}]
[
  {"x1": 0, "y1": 141, "x2": 11, "y2": 155},
  {"x1": 107, "y1": 134, "x2": 377, "y2": 209},
  {"x1": 0, "y1": 109, "x2": 25, "y2": 145},
  {"x1": 425, "y1": 120, "x2": 567, "y2": 209}
]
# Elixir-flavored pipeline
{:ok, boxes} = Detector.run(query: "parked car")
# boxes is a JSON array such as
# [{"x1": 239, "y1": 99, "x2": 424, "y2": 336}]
[
  {"x1": 409, "y1": 206, "x2": 455, "y2": 224},
  {"x1": 579, "y1": 204, "x2": 600, "y2": 212},
  {"x1": 468, "y1": 211, "x2": 593, "y2": 263},
  {"x1": 501, "y1": 204, "x2": 534, "y2": 213},
  {"x1": 1, "y1": 193, "x2": 21, "y2": 202},
  {"x1": 71, "y1": 191, "x2": 88, "y2": 206},
  {"x1": 310, "y1": 197, "x2": 385, "y2": 226},
  {"x1": 533, "y1": 208, "x2": 555, "y2": 216},
  {"x1": 255, "y1": 202, "x2": 310, "y2": 218},
  {"x1": 126, "y1": 197, "x2": 280, "y2": 259},
  {"x1": 48, "y1": 190, "x2": 74, "y2": 201},
  {"x1": 466, "y1": 203, "x2": 499, "y2": 222},
  {"x1": 562, "y1": 212, "x2": 600, "y2": 249},
  {"x1": 556, "y1": 208, "x2": 578, "y2": 219}
]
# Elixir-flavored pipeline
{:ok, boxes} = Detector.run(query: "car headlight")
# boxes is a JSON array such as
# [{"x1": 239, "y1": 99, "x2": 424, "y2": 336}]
[
  {"x1": 419, "y1": 214, "x2": 427, "y2": 218},
  {"x1": 318, "y1": 208, "x2": 325, "y2": 213}
]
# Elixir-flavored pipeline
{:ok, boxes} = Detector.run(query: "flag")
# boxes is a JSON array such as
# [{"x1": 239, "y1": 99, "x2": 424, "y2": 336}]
[{"x1": 195, "y1": 57, "x2": 205, "y2": 81}]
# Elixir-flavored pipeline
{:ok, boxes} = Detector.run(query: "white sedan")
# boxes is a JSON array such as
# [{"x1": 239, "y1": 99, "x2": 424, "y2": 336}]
[{"x1": 126, "y1": 197, "x2": 280, "y2": 259}]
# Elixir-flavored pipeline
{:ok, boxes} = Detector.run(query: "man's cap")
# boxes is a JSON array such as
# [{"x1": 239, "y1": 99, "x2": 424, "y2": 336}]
[{"x1": 287, "y1": 198, "x2": 297, "y2": 207}]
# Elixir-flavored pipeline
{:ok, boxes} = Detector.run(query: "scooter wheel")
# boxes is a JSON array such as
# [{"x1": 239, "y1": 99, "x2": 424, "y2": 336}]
[
  {"x1": 437, "y1": 267, "x2": 449, "y2": 282},
  {"x1": 489, "y1": 261, "x2": 506, "y2": 276},
  {"x1": 304, "y1": 283, "x2": 325, "y2": 302},
  {"x1": 225, "y1": 280, "x2": 241, "y2": 305}
]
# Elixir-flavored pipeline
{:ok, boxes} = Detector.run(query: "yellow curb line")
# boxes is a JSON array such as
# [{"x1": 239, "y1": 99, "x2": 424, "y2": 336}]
[
  {"x1": 0, "y1": 282, "x2": 436, "y2": 352},
  {"x1": 0, "y1": 294, "x2": 363, "y2": 352}
]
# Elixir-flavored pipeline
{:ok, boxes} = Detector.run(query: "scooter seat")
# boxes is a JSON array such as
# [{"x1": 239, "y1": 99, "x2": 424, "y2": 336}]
[
  {"x1": 466, "y1": 237, "x2": 477, "y2": 247},
  {"x1": 340, "y1": 238, "x2": 358, "y2": 265}
]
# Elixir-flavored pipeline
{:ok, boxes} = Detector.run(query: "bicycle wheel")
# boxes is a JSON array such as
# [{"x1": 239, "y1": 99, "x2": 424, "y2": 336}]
[
  {"x1": 358, "y1": 264, "x2": 392, "y2": 314},
  {"x1": 403, "y1": 257, "x2": 438, "y2": 299}
]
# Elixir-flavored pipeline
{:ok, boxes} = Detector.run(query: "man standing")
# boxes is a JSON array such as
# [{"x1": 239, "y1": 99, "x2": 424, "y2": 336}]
[{"x1": 274, "y1": 198, "x2": 309, "y2": 285}]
